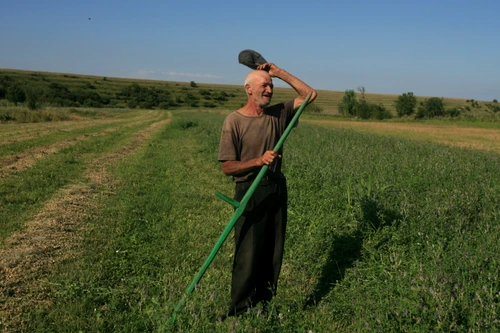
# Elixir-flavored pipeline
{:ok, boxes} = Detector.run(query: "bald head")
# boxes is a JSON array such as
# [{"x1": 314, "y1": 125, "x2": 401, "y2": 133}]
[{"x1": 244, "y1": 70, "x2": 271, "y2": 87}]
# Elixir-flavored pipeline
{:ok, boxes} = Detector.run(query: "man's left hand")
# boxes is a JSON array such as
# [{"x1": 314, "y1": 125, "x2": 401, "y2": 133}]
[{"x1": 256, "y1": 63, "x2": 281, "y2": 77}]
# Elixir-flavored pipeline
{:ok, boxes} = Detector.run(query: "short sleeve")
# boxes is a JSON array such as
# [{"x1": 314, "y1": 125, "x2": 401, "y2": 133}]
[{"x1": 218, "y1": 115, "x2": 238, "y2": 162}]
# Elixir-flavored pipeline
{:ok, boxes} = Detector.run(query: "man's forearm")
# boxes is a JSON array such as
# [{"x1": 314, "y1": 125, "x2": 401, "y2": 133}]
[
  {"x1": 221, "y1": 159, "x2": 262, "y2": 176},
  {"x1": 273, "y1": 68, "x2": 317, "y2": 104}
]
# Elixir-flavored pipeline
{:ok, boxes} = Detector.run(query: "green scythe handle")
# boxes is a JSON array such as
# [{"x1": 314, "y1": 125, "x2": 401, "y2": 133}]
[{"x1": 169, "y1": 92, "x2": 312, "y2": 324}]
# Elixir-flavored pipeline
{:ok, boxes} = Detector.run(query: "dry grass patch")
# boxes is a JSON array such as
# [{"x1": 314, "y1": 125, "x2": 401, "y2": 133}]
[{"x1": 305, "y1": 119, "x2": 500, "y2": 153}]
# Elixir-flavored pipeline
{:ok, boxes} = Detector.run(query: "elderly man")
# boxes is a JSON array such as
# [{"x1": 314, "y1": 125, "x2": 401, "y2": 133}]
[{"x1": 218, "y1": 62, "x2": 317, "y2": 317}]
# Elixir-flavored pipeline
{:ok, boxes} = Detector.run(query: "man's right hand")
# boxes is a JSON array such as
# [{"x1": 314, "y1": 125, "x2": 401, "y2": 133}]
[{"x1": 260, "y1": 150, "x2": 281, "y2": 166}]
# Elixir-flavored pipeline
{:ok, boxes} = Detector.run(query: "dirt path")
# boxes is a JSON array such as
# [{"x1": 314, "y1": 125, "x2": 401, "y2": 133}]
[
  {"x1": 0, "y1": 113, "x2": 172, "y2": 332},
  {"x1": 0, "y1": 111, "x2": 165, "y2": 178},
  {"x1": 304, "y1": 119, "x2": 500, "y2": 153}
]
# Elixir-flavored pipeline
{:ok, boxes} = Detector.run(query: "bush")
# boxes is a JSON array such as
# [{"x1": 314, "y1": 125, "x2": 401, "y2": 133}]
[
  {"x1": 118, "y1": 83, "x2": 159, "y2": 108},
  {"x1": 158, "y1": 90, "x2": 172, "y2": 103},
  {"x1": 25, "y1": 85, "x2": 43, "y2": 110},
  {"x1": 6, "y1": 84, "x2": 26, "y2": 105},
  {"x1": 470, "y1": 100, "x2": 481, "y2": 108},
  {"x1": 338, "y1": 88, "x2": 392, "y2": 120},
  {"x1": 84, "y1": 82, "x2": 96, "y2": 89},
  {"x1": 127, "y1": 100, "x2": 138, "y2": 109},
  {"x1": 139, "y1": 101, "x2": 154, "y2": 109},
  {"x1": 158, "y1": 102, "x2": 170, "y2": 110},
  {"x1": 185, "y1": 93, "x2": 200, "y2": 107},
  {"x1": 0, "y1": 111, "x2": 16, "y2": 121},
  {"x1": 354, "y1": 99, "x2": 371, "y2": 119},
  {"x1": 338, "y1": 89, "x2": 357, "y2": 116},
  {"x1": 74, "y1": 90, "x2": 106, "y2": 107},
  {"x1": 394, "y1": 92, "x2": 417, "y2": 117},
  {"x1": 485, "y1": 103, "x2": 500, "y2": 113},
  {"x1": 199, "y1": 90, "x2": 212, "y2": 99},
  {"x1": 190, "y1": 81, "x2": 197, "y2": 88},
  {"x1": 159, "y1": 99, "x2": 178, "y2": 109},
  {"x1": 203, "y1": 101, "x2": 217, "y2": 108},
  {"x1": 369, "y1": 103, "x2": 393, "y2": 120},
  {"x1": 353, "y1": 100, "x2": 392, "y2": 120},
  {"x1": 415, "y1": 97, "x2": 445, "y2": 119},
  {"x1": 304, "y1": 103, "x2": 323, "y2": 114},
  {"x1": 212, "y1": 91, "x2": 229, "y2": 102},
  {"x1": 44, "y1": 82, "x2": 73, "y2": 106},
  {"x1": 446, "y1": 108, "x2": 461, "y2": 117}
]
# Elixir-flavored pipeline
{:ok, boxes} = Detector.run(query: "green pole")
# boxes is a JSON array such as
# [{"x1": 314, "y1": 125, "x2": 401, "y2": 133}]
[{"x1": 169, "y1": 92, "x2": 312, "y2": 325}]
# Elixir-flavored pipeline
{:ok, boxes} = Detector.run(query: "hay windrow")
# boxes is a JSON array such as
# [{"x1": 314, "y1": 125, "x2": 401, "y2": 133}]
[{"x1": 0, "y1": 114, "x2": 171, "y2": 332}]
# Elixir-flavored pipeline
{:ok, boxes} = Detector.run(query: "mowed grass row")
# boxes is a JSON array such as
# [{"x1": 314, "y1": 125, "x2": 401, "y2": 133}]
[
  {"x1": 0, "y1": 111, "x2": 170, "y2": 241},
  {"x1": 17, "y1": 111, "x2": 235, "y2": 332},
  {"x1": 15, "y1": 110, "x2": 500, "y2": 332},
  {"x1": 0, "y1": 108, "x2": 147, "y2": 141},
  {"x1": 0, "y1": 110, "x2": 163, "y2": 157}
]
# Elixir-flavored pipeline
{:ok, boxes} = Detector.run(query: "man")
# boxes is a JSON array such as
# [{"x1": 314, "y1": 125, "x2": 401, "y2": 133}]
[{"x1": 218, "y1": 62, "x2": 317, "y2": 317}]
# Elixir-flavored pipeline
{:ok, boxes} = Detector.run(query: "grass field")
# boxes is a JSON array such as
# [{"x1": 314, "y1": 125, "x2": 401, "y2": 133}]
[{"x1": 1, "y1": 104, "x2": 499, "y2": 332}]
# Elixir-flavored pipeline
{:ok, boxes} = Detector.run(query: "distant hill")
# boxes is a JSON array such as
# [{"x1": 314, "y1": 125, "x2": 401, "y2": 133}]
[{"x1": 0, "y1": 68, "x2": 497, "y2": 116}]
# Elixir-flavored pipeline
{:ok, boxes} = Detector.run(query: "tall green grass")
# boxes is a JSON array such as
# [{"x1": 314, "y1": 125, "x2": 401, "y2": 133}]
[
  {"x1": 284, "y1": 127, "x2": 500, "y2": 331},
  {"x1": 16, "y1": 111, "x2": 500, "y2": 332}
]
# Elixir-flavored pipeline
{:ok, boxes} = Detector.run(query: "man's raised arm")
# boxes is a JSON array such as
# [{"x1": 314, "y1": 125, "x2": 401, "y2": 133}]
[{"x1": 257, "y1": 63, "x2": 317, "y2": 109}]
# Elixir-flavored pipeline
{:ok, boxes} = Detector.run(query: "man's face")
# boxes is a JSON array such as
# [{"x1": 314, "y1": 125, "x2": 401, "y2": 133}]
[{"x1": 250, "y1": 73, "x2": 274, "y2": 108}]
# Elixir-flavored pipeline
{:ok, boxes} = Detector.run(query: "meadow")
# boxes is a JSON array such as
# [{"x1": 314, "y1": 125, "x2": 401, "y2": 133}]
[{"x1": 1, "y1": 97, "x2": 499, "y2": 332}]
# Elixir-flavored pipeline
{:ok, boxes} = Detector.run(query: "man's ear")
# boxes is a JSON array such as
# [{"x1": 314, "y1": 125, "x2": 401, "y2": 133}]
[{"x1": 245, "y1": 84, "x2": 252, "y2": 95}]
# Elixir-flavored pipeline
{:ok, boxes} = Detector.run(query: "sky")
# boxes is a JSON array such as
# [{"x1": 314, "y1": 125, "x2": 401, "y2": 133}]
[{"x1": 1, "y1": 0, "x2": 499, "y2": 101}]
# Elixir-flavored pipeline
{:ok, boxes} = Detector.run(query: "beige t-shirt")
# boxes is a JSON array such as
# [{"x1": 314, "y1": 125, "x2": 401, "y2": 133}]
[{"x1": 218, "y1": 100, "x2": 296, "y2": 182}]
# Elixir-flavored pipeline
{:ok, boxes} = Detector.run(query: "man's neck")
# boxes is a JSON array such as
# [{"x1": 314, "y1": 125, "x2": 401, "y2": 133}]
[{"x1": 238, "y1": 102, "x2": 265, "y2": 117}]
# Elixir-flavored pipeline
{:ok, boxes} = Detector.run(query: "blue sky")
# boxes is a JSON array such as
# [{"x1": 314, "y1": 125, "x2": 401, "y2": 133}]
[{"x1": 1, "y1": 0, "x2": 499, "y2": 100}]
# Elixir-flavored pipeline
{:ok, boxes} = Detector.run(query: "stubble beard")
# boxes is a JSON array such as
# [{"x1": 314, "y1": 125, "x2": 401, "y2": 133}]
[{"x1": 259, "y1": 95, "x2": 272, "y2": 108}]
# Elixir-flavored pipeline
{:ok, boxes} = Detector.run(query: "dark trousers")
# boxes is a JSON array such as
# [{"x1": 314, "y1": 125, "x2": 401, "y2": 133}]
[{"x1": 228, "y1": 177, "x2": 288, "y2": 316}]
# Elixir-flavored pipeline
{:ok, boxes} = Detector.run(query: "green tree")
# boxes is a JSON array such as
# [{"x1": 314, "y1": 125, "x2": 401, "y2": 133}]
[
  {"x1": 416, "y1": 97, "x2": 445, "y2": 119},
  {"x1": 394, "y1": 92, "x2": 417, "y2": 117},
  {"x1": 338, "y1": 89, "x2": 357, "y2": 116}
]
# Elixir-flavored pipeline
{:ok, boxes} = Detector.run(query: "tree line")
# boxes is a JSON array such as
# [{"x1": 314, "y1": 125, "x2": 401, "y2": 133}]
[
  {"x1": 338, "y1": 87, "x2": 499, "y2": 120},
  {"x1": 2, "y1": 73, "x2": 498, "y2": 118},
  {"x1": 0, "y1": 75, "x2": 236, "y2": 110}
]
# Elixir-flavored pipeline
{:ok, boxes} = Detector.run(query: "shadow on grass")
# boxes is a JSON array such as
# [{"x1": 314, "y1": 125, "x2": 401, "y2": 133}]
[{"x1": 303, "y1": 196, "x2": 401, "y2": 308}]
